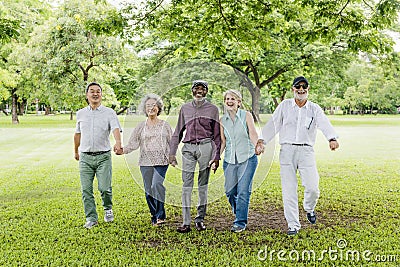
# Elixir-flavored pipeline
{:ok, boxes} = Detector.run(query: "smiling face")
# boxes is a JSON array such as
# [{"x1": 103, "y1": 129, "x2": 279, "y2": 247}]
[
  {"x1": 86, "y1": 85, "x2": 102, "y2": 106},
  {"x1": 224, "y1": 93, "x2": 241, "y2": 112},
  {"x1": 293, "y1": 82, "x2": 309, "y2": 102},
  {"x1": 192, "y1": 85, "x2": 207, "y2": 101},
  {"x1": 145, "y1": 98, "x2": 159, "y2": 118}
]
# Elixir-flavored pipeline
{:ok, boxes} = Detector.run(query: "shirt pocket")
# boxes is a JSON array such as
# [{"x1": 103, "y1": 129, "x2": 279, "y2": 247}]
[
  {"x1": 79, "y1": 119, "x2": 91, "y2": 133},
  {"x1": 305, "y1": 116, "x2": 314, "y2": 130}
]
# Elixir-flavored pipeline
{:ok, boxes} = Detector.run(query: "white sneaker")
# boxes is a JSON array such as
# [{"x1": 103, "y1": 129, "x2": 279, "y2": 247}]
[
  {"x1": 104, "y1": 209, "x2": 114, "y2": 222},
  {"x1": 84, "y1": 221, "x2": 98, "y2": 229}
]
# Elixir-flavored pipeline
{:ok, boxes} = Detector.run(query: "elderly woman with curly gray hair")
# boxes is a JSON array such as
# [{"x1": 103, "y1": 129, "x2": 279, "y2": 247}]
[{"x1": 118, "y1": 94, "x2": 173, "y2": 226}]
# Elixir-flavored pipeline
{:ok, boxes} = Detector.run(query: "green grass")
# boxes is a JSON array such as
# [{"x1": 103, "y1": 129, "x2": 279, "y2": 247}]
[{"x1": 0, "y1": 114, "x2": 400, "y2": 266}]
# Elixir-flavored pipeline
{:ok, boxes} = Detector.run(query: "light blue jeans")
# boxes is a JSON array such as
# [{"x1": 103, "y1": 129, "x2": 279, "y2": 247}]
[{"x1": 223, "y1": 154, "x2": 258, "y2": 228}]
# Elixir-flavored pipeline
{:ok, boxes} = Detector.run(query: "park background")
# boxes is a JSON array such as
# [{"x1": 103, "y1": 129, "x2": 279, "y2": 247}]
[{"x1": 1, "y1": 0, "x2": 400, "y2": 266}]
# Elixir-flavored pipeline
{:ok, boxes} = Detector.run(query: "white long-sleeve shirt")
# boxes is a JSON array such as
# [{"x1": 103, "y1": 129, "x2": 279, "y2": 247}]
[{"x1": 261, "y1": 99, "x2": 338, "y2": 146}]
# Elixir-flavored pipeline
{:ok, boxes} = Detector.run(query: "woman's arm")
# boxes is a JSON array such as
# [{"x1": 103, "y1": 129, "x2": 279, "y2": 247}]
[{"x1": 246, "y1": 111, "x2": 259, "y2": 146}]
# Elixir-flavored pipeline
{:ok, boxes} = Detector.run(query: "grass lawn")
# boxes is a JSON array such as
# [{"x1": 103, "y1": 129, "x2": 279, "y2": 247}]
[{"x1": 0, "y1": 114, "x2": 399, "y2": 266}]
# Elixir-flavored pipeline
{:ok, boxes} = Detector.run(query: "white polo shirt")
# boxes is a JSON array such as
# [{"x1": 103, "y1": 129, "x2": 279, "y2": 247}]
[
  {"x1": 261, "y1": 99, "x2": 338, "y2": 146},
  {"x1": 75, "y1": 105, "x2": 122, "y2": 153}
]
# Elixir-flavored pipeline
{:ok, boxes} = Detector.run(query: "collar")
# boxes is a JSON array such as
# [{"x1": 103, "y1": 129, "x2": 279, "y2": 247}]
[
  {"x1": 291, "y1": 98, "x2": 309, "y2": 109},
  {"x1": 88, "y1": 104, "x2": 103, "y2": 111},
  {"x1": 191, "y1": 99, "x2": 207, "y2": 107},
  {"x1": 223, "y1": 110, "x2": 240, "y2": 120}
]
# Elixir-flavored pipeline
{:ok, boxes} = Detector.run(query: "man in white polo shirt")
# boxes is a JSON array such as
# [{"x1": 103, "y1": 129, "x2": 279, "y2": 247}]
[
  {"x1": 258, "y1": 76, "x2": 339, "y2": 235},
  {"x1": 74, "y1": 82, "x2": 122, "y2": 229}
]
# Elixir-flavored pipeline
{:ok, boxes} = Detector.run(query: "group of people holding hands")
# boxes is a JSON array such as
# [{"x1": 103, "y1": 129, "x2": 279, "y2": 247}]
[{"x1": 74, "y1": 76, "x2": 339, "y2": 236}]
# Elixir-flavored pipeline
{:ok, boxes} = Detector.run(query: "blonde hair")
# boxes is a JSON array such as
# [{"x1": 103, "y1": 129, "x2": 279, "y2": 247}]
[{"x1": 223, "y1": 89, "x2": 242, "y2": 107}]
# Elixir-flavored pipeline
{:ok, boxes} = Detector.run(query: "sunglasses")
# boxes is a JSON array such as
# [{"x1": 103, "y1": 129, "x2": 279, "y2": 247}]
[{"x1": 294, "y1": 83, "x2": 308, "y2": 89}]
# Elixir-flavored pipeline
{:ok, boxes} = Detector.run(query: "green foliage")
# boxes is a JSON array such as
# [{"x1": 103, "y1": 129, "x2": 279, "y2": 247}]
[
  {"x1": 18, "y1": 0, "x2": 133, "y2": 112},
  {"x1": 123, "y1": 0, "x2": 400, "y2": 115},
  {"x1": 0, "y1": 18, "x2": 20, "y2": 44}
]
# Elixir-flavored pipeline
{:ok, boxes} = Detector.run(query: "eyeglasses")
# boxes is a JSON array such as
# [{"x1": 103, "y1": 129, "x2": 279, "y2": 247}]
[{"x1": 294, "y1": 84, "x2": 308, "y2": 90}]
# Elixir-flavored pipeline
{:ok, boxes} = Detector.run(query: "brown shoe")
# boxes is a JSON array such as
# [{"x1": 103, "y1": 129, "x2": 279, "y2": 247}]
[
  {"x1": 153, "y1": 219, "x2": 165, "y2": 227},
  {"x1": 195, "y1": 221, "x2": 206, "y2": 231},
  {"x1": 177, "y1": 224, "x2": 191, "y2": 233}
]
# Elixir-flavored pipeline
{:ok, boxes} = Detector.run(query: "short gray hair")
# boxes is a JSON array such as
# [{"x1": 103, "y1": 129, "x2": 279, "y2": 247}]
[{"x1": 139, "y1": 93, "x2": 164, "y2": 116}]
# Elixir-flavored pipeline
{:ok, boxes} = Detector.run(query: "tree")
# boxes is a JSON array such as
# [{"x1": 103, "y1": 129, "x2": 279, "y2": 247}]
[
  {"x1": 22, "y1": 0, "x2": 127, "y2": 119},
  {"x1": 0, "y1": 0, "x2": 51, "y2": 123},
  {"x1": 123, "y1": 0, "x2": 400, "y2": 120}
]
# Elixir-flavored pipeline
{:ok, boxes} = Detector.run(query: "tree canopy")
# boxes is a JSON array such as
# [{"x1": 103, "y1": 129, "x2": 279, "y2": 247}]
[
  {"x1": 124, "y1": 0, "x2": 400, "y2": 119},
  {"x1": 1, "y1": 0, "x2": 400, "y2": 123}
]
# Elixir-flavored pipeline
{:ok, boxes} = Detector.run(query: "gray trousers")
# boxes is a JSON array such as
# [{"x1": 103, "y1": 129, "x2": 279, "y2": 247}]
[{"x1": 181, "y1": 142, "x2": 213, "y2": 225}]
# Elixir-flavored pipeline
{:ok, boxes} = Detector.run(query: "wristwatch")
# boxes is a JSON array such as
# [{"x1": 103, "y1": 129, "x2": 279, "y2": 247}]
[{"x1": 329, "y1": 138, "x2": 337, "y2": 142}]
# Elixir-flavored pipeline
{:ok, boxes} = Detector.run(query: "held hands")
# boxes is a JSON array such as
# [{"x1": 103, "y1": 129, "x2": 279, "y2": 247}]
[
  {"x1": 255, "y1": 139, "x2": 265, "y2": 155},
  {"x1": 208, "y1": 160, "x2": 219, "y2": 173},
  {"x1": 329, "y1": 140, "x2": 339, "y2": 151},
  {"x1": 114, "y1": 143, "x2": 123, "y2": 155},
  {"x1": 169, "y1": 155, "x2": 178, "y2": 167}
]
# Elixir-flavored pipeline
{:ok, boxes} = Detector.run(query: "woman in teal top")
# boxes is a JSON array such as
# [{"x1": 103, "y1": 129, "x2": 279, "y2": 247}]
[{"x1": 220, "y1": 89, "x2": 263, "y2": 232}]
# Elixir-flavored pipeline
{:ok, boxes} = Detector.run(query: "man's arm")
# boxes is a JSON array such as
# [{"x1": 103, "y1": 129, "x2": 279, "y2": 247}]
[
  {"x1": 315, "y1": 105, "x2": 339, "y2": 151},
  {"x1": 74, "y1": 133, "x2": 81, "y2": 161},
  {"x1": 169, "y1": 107, "x2": 186, "y2": 166},
  {"x1": 219, "y1": 118, "x2": 226, "y2": 154},
  {"x1": 209, "y1": 107, "x2": 221, "y2": 173},
  {"x1": 112, "y1": 128, "x2": 122, "y2": 154}
]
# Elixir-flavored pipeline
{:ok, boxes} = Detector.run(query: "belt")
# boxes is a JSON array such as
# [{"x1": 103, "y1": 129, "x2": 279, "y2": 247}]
[
  {"x1": 186, "y1": 139, "x2": 211, "y2": 145},
  {"x1": 83, "y1": 150, "x2": 110, "y2": 156},
  {"x1": 291, "y1": 144, "x2": 311, "y2": 147}
]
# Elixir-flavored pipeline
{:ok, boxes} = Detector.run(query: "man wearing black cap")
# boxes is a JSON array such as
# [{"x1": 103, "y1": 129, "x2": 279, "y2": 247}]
[
  {"x1": 169, "y1": 80, "x2": 221, "y2": 233},
  {"x1": 257, "y1": 76, "x2": 339, "y2": 236}
]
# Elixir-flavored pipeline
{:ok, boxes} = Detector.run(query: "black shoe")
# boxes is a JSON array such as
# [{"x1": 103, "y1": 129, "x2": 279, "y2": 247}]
[
  {"x1": 195, "y1": 221, "x2": 206, "y2": 231},
  {"x1": 177, "y1": 224, "x2": 191, "y2": 233},
  {"x1": 287, "y1": 228, "x2": 299, "y2": 236},
  {"x1": 307, "y1": 212, "x2": 317, "y2": 224}
]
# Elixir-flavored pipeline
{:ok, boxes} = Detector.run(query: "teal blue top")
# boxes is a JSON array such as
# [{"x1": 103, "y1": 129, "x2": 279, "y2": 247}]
[{"x1": 221, "y1": 109, "x2": 255, "y2": 164}]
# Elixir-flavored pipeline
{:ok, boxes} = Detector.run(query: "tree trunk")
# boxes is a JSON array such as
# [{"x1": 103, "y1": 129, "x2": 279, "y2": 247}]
[
  {"x1": 70, "y1": 110, "x2": 73, "y2": 120},
  {"x1": 18, "y1": 99, "x2": 26, "y2": 115},
  {"x1": 250, "y1": 87, "x2": 261, "y2": 122},
  {"x1": 11, "y1": 88, "x2": 19, "y2": 124},
  {"x1": 233, "y1": 68, "x2": 261, "y2": 122}
]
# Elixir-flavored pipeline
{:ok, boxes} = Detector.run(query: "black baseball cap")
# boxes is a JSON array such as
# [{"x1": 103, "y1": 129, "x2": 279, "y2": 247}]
[{"x1": 292, "y1": 76, "x2": 308, "y2": 86}]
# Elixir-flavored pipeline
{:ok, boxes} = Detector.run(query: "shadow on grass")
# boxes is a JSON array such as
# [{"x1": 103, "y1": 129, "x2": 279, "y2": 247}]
[{"x1": 165, "y1": 203, "x2": 362, "y2": 234}]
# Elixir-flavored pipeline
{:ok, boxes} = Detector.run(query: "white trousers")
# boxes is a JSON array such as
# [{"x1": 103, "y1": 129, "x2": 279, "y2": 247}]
[{"x1": 279, "y1": 144, "x2": 320, "y2": 230}]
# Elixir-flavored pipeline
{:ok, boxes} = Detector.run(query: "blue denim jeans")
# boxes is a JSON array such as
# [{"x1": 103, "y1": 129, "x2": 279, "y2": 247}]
[
  {"x1": 223, "y1": 154, "x2": 258, "y2": 228},
  {"x1": 140, "y1": 165, "x2": 168, "y2": 223}
]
